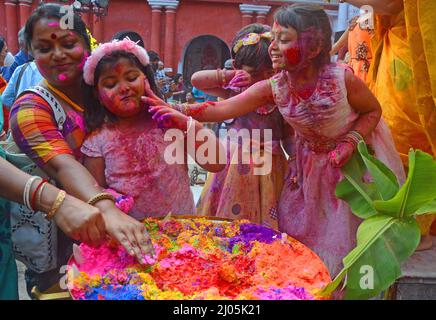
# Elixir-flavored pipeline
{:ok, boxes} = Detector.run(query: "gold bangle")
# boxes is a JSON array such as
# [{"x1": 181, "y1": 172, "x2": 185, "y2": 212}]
[
  {"x1": 221, "y1": 69, "x2": 227, "y2": 87},
  {"x1": 46, "y1": 190, "x2": 66, "y2": 220},
  {"x1": 87, "y1": 192, "x2": 116, "y2": 206}
]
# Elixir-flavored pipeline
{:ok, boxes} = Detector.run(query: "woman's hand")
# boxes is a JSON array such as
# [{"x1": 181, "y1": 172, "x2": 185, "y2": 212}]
[
  {"x1": 99, "y1": 202, "x2": 154, "y2": 263},
  {"x1": 53, "y1": 195, "x2": 106, "y2": 247},
  {"x1": 328, "y1": 142, "x2": 355, "y2": 168},
  {"x1": 149, "y1": 105, "x2": 191, "y2": 130}
]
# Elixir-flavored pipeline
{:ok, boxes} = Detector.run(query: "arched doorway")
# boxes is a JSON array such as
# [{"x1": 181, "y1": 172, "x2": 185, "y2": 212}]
[{"x1": 181, "y1": 35, "x2": 231, "y2": 90}]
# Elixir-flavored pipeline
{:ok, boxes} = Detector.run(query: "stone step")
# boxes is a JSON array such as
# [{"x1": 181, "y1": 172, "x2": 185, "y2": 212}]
[{"x1": 390, "y1": 237, "x2": 436, "y2": 300}]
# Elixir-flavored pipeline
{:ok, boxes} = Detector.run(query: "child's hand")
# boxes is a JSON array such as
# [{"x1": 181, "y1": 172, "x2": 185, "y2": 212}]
[
  {"x1": 141, "y1": 79, "x2": 168, "y2": 108},
  {"x1": 149, "y1": 105, "x2": 191, "y2": 131},
  {"x1": 226, "y1": 70, "x2": 252, "y2": 89},
  {"x1": 328, "y1": 142, "x2": 355, "y2": 168}
]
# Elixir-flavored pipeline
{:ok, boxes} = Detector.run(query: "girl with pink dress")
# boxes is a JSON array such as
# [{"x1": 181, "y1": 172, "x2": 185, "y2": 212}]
[
  {"x1": 149, "y1": 4, "x2": 405, "y2": 276},
  {"x1": 192, "y1": 24, "x2": 291, "y2": 230},
  {"x1": 81, "y1": 39, "x2": 224, "y2": 221}
]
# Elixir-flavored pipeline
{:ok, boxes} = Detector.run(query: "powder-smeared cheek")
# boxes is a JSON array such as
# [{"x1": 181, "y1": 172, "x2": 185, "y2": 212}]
[
  {"x1": 99, "y1": 90, "x2": 119, "y2": 110},
  {"x1": 284, "y1": 46, "x2": 300, "y2": 65},
  {"x1": 58, "y1": 73, "x2": 67, "y2": 81},
  {"x1": 77, "y1": 51, "x2": 90, "y2": 70}
]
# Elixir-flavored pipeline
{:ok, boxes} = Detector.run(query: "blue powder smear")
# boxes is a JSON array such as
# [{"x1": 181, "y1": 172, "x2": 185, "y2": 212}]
[{"x1": 84, "y1": 284, "x2": 145, "y2": 300}]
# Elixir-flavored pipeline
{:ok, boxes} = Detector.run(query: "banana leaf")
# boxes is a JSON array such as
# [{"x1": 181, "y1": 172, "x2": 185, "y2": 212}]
[
  {"x1": 335, "y1": 149, "x2": 379, "y2": 219},
  {"x1": 322, "y1": 144, "x2": 436, "y2": 299},
  {"x1": 343, "y1": 216, "x2": 420, "y2": 299},
  {"x1": 321, "y1": 215, "x2": 396, "y2": 296},
  {"x1": 357, "y1": 142, "x2": 399, "y2": 201},
  {"x1": 374, "y1": 150, "x2": 436, "y2": 217},
  {"x1": 415, "y1": 199, "x2": 436, "y2": 215}
]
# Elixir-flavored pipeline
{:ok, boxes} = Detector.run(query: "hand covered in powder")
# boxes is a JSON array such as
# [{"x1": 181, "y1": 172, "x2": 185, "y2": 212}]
[
  {"x1": 141, "y1": 78, "x2": 168, "y2": 109},
  {"x1": 101, "y1": 205, "x2": 155, "y2": 264},
  {"x1": 328, "y1": 142, "x2": 355, "y2": 168},
  {"x1": 149, "y1": 105, "x2": 192, "y2": 131},
  {"x1": 225, "y1": 69, "x2": 252, "y2": 91}
]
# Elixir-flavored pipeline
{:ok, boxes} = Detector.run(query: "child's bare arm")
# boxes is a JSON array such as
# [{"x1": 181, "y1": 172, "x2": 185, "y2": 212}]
[
  {"x1": 187, "y1": 121, "x2": 226, "y2": 173},
  {"x1": 331, "y1": 29, "x2": 349, "y2": 56},
  {"x1": 151, "y1": 79, "x2": 274, "y2": 123},
  {"x1": 83, "y1": 156, "x2": 108, "y2": 188},
  {"x1": 345, "y1": 69, "x2": 382, "y2": 139},
  {"x1": 191, "y1": 70, "x2": 233, "y2": 99}
]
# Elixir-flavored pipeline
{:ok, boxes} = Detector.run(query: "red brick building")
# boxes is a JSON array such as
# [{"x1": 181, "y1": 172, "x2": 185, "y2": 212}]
[{"x1": 0, "y1": 0, "x2": 340, "y2": 80}]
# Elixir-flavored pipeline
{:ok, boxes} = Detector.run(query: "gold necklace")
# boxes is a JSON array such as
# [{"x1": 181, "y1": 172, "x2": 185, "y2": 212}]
[{"x1": 44, "y1": 80, "x2": 84, "y2": 113}]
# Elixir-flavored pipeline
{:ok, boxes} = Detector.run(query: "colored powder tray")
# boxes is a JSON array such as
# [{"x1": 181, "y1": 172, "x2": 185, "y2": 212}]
[{"x1": 67, "y1": 216, "x2": 331, "y2": 300}]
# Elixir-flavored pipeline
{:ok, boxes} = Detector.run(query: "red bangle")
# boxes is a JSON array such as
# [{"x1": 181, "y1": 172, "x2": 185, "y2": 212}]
[{"x1": 31, "y1": 179, "x2": 48, "y2": 211}]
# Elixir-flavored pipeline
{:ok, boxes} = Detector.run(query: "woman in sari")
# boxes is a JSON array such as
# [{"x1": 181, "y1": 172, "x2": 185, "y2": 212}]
[{"x1": 345, "y1": 0, "x2": 436, "y2": 249}]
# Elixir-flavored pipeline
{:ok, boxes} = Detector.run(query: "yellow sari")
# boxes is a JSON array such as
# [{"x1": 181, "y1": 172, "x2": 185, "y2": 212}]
[{"x1": 368, "y1": 1, "x2": 436, "y2": 235}]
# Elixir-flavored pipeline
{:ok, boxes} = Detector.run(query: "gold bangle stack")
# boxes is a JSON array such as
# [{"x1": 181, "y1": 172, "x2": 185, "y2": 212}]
[
  {"x1": 87, "y1": 192, "x2": 116, "y2": 206},
  {"x1": 46, "y1": 190, "x2": 66, "y2": 220}
]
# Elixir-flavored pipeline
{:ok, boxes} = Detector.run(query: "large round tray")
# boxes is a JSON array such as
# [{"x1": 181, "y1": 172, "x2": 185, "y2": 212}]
[{"x1": 67, "y1": 215, "x2": 331, "y2": 300}]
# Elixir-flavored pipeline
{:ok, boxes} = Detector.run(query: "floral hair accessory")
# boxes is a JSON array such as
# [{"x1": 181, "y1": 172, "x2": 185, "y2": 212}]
[
  {"x1": 83, "y1": 38, "x2": 150, "y2": 85},
  {"x1": 233, "y1": 32, "x2": 272, "y2": 54},
  {"x1": 86, "y1": 28, "x2": 99, "y2": 51}
]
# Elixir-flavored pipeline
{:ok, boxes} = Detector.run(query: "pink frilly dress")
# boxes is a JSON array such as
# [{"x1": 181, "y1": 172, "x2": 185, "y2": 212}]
[{"x1": 270, "y1": 63, "x2": 406, "y2": 276}]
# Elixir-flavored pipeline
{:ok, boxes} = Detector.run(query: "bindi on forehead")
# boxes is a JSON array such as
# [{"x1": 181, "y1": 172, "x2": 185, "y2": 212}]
[{"x1": 51, "y1": 33, "x2": 57, "y2": 40}]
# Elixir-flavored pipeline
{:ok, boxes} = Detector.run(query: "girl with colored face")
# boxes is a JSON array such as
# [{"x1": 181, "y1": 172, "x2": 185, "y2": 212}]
[
  {"x1": 150, "y1": 4, "x2": 405, "y2": 280},
  {"x1": 81, "y1": 40, "x2": 224, "y2": 222},
  {"x1": 188, "y1": 23, "x2": 291, "y2": 229},
  {"x1": 97, "y1": 57, "x2": 146, "y2": 118}
]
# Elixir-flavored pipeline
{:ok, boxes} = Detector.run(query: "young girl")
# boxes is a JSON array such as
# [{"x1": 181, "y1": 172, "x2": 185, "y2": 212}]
[
  {"x1": 150, "y1": 4, "x2": 405, "y2": 276},
  {"x1": 190, "y1": 24, "x2": 291, "y2": 230},
  {"x1": 81, "y1": 39, "x2": 224, "y2": 221}
]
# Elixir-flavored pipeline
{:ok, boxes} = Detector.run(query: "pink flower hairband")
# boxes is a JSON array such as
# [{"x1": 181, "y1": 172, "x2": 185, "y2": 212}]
[{"x1": 83, "y1": 38, "x2": 150, "y2": 85}]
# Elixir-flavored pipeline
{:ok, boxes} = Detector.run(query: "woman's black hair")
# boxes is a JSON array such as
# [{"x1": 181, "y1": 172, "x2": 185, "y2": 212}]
[
  {"x1": 0, "y1": 36, "x2": 5, "y2": 53},
  {"x1": 274, "y1": 4, "x2": 332, "y2": 69},
  {"x1": 230, "y1": 23, "x2": 272, "y2": 71},
  {"x1": 173, "y1": 73, "x2": 183, "y2": 83},
  {"x1": 24, "y1": 3, "x2": 91, "y2": 53},
  {"x1": 112, "y1": 30, "x2": 145, "y2": 48},
  {"x1": 84, "y1": 50, "x2": 164, "y2": 132}
]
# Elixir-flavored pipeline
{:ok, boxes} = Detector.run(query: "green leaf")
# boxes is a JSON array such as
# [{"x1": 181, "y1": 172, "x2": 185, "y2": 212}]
[
  {"x1": 321, "y1": 215, "x2": 395, "y2": 296},
  {"x1": 336, "y1": 151, "x2": 379, "y2": 219},
  {"x1": 374, "y1": 150, "x2": 436, "y2": 217},
  {"x1": 357, "y1": 142, "x2": 399, "y2": 201},
  {"x1": 321, "y1": 216, "x2": 420, "y2": 299},
  {"x1": 344, "y1": 217, "x2": 420, "y2": 299},
  {"x1": 415, "y1": 198, "x2": 436, "y2": 215}
]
